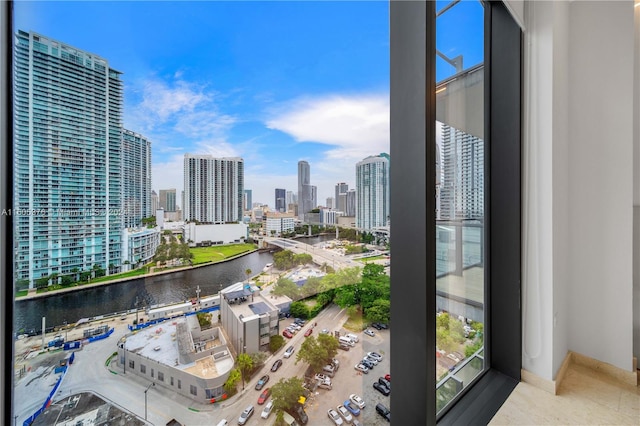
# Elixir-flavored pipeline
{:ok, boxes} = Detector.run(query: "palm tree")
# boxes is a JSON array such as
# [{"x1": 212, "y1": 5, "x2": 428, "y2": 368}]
[
  {"x1": 245, "y1": 268, "x2": 252, "y2": 281},
  {"x1": 236, "y1": 352, "x2": 253, "y2": 391}
]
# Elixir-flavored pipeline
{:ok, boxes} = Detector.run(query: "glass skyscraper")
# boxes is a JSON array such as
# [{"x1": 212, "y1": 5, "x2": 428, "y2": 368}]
[
  {"x1": 14, "y1": 31, "x2": 124, "y2": 288},
  {"x1": 356, "y1": 153, "x2": 390, "y2": 230},
  {"x1": 122, "y1": 129, "x2": 152, "y2": 228}
]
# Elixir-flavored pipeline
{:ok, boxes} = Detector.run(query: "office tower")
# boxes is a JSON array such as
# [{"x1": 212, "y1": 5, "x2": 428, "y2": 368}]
[
  {"x1": 326, "y1": 197, "x2": 335, "y2": 209},
  {"x1": 244, "y1": 189, "x2": 252, "y2": 211},
  {"x1": 275, "y1": 188, "x2": 286, "y2": 212},
  {"x1": 439, "y1": 124, "x2": 483, "y2": 220},
  {"x1": 286, "y1": 190, "x2": 297, "y2": 206},
  {"x1": 151, "y1": 190, "x2": 159, "y2": 214},
  {"x1": 335, "y1": 182, "x2": 349, "y2": 212},
  {"x1": 346, "y1": 189, "x2": 357, "y2": 216},
  {"x1": 297, "y1": 161, "x2": 311, "y2": 220},
  {"x1": 14, "y1": 31, "x2": 124, "y2": 288},
  {"x1": 183, "y1": 154, "x2": 244, "y2": 223},
  {"x1": 159, "y1": 189, "x2": 177, "y2": 212},
  {"x1": 122, "y1": 129, "x2": 152, "y2": 228},
  {"x1": 311, "y1": 185, "x2": 317, "y2": 211},
  {"x1": 356, "y1": 153, "x2": 390, "y2": 231}
]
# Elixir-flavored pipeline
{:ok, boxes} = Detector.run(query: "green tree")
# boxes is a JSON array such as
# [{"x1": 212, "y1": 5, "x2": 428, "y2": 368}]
[
  {"x1": 293, "y1": 253, "x2": 313, "y2": 266},
  {"x1": 299, "y1": 276, "x2": 323, "y2": 298},
  {"x1": 465, "y1": 340, "x2": 484, "y2": 358},
  {"x1": 271, "y1": 376, "x2": 306, "y2": 412},
  {"x1": 333, "y1": 285, "x2": 357, "y2": 308},
  {"x1": 365, "y1": 298, "x2": 391, "y2": 323},
  {"x1": 245, "y1": 268, "x2": 252, "y2": 280},
  {"x1": 250, "y1": 351, "x2": 269, "y2": 372},
  {"x1": 196, "y1": 312, "x2": 212, "y2": 328},
  {"x1": 35, "y1": 276, "x2": 49, "y2": 289},
  {"x1": 272, "y1": 278, "x2": 299, "y2": 299},
  {"x1": 273, "y1": 250, "x2": 295, "y2": 270},
  {"x1": 60, "y1": 275, "x2": 74, "y2": 287},
  {"x1": 236, "y1": 353, "x2": 254, "y2": 391},
  {"x1": 223, "y1": 368, "x2": 241, "y2": 396},
  {"x1": 289, "y1": 301, "x2": 309, "y2": 319},
  {"x1": 295, "y1": 334, "x2": 339, "y2": 372},
  {"x1": 270, "y1": 335, "x2": 285, "y2": 353}
]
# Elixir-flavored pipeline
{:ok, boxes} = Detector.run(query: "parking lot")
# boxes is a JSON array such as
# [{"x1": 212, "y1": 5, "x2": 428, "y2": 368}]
[{"x1": 304, "y1": 325, "x2": 391, "y2": 425}]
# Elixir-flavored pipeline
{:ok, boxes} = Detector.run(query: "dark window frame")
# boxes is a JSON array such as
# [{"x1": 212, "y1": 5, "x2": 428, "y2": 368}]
[{"x1": 390, "y1": 1, "x2": 522, "y2": 424}]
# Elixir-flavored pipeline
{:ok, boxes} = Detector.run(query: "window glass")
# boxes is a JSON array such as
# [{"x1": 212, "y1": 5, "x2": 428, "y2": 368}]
[{"x1": 435, "y1": 0, "x2": 486, "y2": 415}]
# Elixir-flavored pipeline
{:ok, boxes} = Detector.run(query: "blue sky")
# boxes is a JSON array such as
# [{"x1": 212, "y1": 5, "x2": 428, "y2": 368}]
[
  {"x1": 15, "y1": 0, "x2": 391, "y2": 207},
  {"x1": 15, "y1": 1, "x2": 484, "y2": 207}
]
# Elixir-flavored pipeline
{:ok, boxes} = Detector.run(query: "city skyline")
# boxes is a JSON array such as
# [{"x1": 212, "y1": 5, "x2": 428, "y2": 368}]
[{"x1": 14, "y1": 1, "x2": 390, "y2": 205}]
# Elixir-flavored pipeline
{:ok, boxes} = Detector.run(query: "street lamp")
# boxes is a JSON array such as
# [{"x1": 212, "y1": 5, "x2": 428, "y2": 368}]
[{"x1": 144, "y1": 382, "x2": 155, "y2": 421}]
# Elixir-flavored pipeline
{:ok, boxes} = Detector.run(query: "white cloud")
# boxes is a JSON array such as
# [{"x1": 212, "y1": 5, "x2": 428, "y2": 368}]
[
  {"x1": 140, "y1": 79, "x2": 206, "y2": 122},
  {"x1": 266, "y1": 94, "x2": 389, "y2": 162}
]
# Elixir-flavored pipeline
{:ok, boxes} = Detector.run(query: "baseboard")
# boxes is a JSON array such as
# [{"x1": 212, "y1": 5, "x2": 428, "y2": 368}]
[
  {"x1": 522, "y1": 352, "x2": 638, "y2": 394},
  {"x1": 570, "y1": 351, "x2": 637, "y2": 387}
]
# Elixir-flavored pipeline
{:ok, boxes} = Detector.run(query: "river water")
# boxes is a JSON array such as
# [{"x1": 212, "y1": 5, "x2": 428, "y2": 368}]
[{"x1": 13, "y1": 235, "x2": 334, "y2": 333}]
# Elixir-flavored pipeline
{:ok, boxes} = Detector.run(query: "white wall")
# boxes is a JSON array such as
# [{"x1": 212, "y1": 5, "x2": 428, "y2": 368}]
[
  {"x1": 184, "y1": 223, "x2": 248, "y2": 246},
  {"x1": 633, "y1": 0, "x2": 640, "y2": 363},
  {"x1": 523, "y1": 0, "x2": 636, "y2": 380}
]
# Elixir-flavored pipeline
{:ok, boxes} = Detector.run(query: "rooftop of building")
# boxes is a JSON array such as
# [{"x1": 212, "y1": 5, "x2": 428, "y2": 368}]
[
  {"x1": 123, "y1": 316, "x2": 232, "y2": 379},
  {"x1": 221, "y1": 282, "x2": 279, "y2": 320}
]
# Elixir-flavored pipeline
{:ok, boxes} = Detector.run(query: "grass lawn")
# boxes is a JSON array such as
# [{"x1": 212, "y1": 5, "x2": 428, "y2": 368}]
[
  {"x1": 190, "y1": 243, "x2": 256, "y2": 265},
  {"x1": 33, "y1": 266, "x2": 152, "y2": 294},
  {"x1": 343, "y1": 306, "x2": 366, "y2": 332}
]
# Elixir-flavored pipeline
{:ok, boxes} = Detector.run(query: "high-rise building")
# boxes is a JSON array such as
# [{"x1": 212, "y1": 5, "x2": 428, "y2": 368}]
[
  {"x1": 183, "y1": 154, "x2": 244, "y2": 223},
  {"x1": 311, "y1": 185, "x2": 317, "y2": 211},
  {"x1": 151, "y1": 190, "x2": 159, "y2": 214},
  {"x1": 297, "y1": 161, "x2": 311, "y2": 220},
  {"x1": 356, "y1": 153, "x2": 390, "y2": 231},
  {"x1": 286, "y1": 191, "x2": 297, "y2": 206},
  {"x1": 14, "y1": 31, "x2": 124, "y2": 287},
  {"x1": 122, "y1": 129, "x2": 152, "y2": 228},
  {"x1": 346, "y1": 189, "x2": 357, "y2": 216},
  {"x1": 159, "y1": 189, "x2": 177, "y2": 212},
  {"x1": 439, "y1": 124, "x2": 484, "y2": 220},
  {"x1": 244, "y1": 189, "x2": 252, "y2": 212},
  {"x1": 326, "y1": 197, "x2": 335, "y2": 209},
  {"x1": 335, "y1": 182, "x2": 349, "y2": 212},
  {"x1": 275, "y1": 188, "x2": 286, "y2": 212}
]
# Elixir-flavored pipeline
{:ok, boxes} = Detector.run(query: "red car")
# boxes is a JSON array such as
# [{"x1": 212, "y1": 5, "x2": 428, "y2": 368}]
[
  {"x1": 258, "y1": 388, "x2": 271, "y2": 405},
  {"x1": 304, "y1": 328, "x2": 313, "y2": 337},
  {"x1": 385, "y1": 373, "x2": 391, "y2": 381},
  {"x1": 283, "y1": 329, "x2": 293, "y2": 338}
]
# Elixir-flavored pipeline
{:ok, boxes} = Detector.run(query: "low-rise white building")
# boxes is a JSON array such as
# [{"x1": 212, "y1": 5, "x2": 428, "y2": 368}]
[
  {"x1": 183, "y1": 222, "x2": 248, "y2": 247},
  {"x1": 121, "y1": 227, "x2": 161, "y2": 271},
  {"x1": 263, "y1": 212, "x2": 295, "y2": 236},
  {"x1": 220, "y1": 282, "x2": 280, "y2": 354},
  {"x1": 117, "y1": 315, "x2": 234, "y2": 403}
]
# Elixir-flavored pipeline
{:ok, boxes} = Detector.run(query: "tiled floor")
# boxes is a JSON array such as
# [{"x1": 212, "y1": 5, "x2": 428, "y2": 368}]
[{"x1": 490, "y1": 365, "x2": 640, "y2": 425}]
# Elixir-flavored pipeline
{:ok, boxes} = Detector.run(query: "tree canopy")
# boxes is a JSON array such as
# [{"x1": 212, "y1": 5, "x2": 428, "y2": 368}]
[
  {"x1": 271, "y1": 376, "x2": 306, "y2": 412},
  {"x1": 295, "y1": 334, "x2": 339, "y2": 372}
]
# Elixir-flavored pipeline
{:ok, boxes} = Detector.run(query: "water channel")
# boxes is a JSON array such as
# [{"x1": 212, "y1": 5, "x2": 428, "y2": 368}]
[{"x1": 14, "y1": 235, "x2": 334, "y2": 333}]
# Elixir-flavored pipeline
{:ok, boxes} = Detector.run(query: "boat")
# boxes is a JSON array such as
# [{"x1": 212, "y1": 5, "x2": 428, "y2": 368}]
[{"x1": 263, "y1": 263, "x2": 273, "y2": 272}]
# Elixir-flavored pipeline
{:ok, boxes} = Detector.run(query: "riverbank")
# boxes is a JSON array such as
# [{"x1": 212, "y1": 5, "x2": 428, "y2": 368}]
[{"x1": 15, "y1": 249, "x2": 259, "y2": 302}]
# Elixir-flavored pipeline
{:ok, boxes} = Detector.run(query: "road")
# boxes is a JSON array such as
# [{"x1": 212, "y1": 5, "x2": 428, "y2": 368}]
[{"x1": 265, "y1": 238, "x2": 361, "y2": 271}]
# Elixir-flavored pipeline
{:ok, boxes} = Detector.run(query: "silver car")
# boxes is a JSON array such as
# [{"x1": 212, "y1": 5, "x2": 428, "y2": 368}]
[
  {"x1": 238, "y1": 405, "x2": 254, "y2": 425},
  {"x1": 328, "y1": 408, "x2": 344, "y2": 425}
]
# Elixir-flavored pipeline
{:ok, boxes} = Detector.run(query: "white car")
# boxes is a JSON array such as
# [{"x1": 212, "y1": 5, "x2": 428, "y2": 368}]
[
  {"x1": 337, "y1": 405, "x2": 353, "y2": 423},
  {"x1": 363, "y1": 356, "x2": 378, "y2": 365},
  {"x1": 364, "y1": 329, "x2": 375, "y2": 337},
  {"x1": 261, "y1": 400, "x2": 274, "y2": 419},
  {"x1": 349, "y1": 393, "x2": 366, "y2": 409},
  {"x1": 367, "y1": 351, "x2": 383, "y2": 361},
  {"x1": 354, "y1": 363, "x2": 369, "y2": 373},
  {"x1": 237, "y1": 405, "x2": 254, "y2": 425},
  {"x1": 315, "y1": 373, "x2": 330, "y2": 382},
  {"x1": 283, "y1": 346, "x2": 295, "y2": 358},
  {"x1": 328, "y1": 408, "x2": 344, "y2": 425}
]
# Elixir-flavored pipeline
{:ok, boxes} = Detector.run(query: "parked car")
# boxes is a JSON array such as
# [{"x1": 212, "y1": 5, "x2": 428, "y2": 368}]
[
  {"x1": 289, "y1": 404, "x2": 308, "y2": 425},
  {"x1": 349, "y1": 393, "x2": 366, "y2": 409},
  {"x1": 378, "y1": 323, "x2": 389, "y2": 329},
  {"x1": 294, "y1": 318, "x2": 306, "y2": 325},
  {"x1": 328, "y1": 409, "x2": 344, "y2": 425},
  {"x1": 343, "y1": 399, "x2": 361, "y2": 416},
  {"x1": 321, "y1": 328, "x2": 330, "y2": 334},
  {"x1": 283, "y1": 329, "x2": 293, "y2": 338},
  {"x1": 318, "y1": 380, "x2": 332, "y2": 390},
  {"x1": 378, "y1": 376, "x2": 391, "y2": 390},
  {"x1": 254, "y1": 375, "x2": 270, "y2": 390},
  {"x1": 304, "y1": 328, "x2": 313, "y2": 337},
  {"x1": 271, "y1": 359, "x2": 283, "y2": 372},
  {"x1": 261, "y1": 400, "x2": 274, "y2": 419},
  {"x1": 238, "y1": 405, "x2": 254, "y2": 425},
  {"x1": 338, "y1": 343, "x2": 350, "y2": 351},
  {"x1": 364, "y1": 329, "x2": 375, "y2": 337},
  {"x1": 371, "y1": 322, "x2": 383, "y2": 330},
  {"x1": 364, "y1": 355, "x2": 378, "y2": 365},
  {"x1": 337, "y1": 405, "x2": 353, "y2": 423},
  {"x1": 360, "y1": 359, "x2": 375, "y2": 370},
  {"x1": 375, "y1": 403, "x2": 391, "y2": 422},
  {"x1": 367, "y1": 351, "x2": 383, "y2": 361},
  {"x1": 354, "y1": 363, "x2": 369, "y2": 374},
  {"x1": 257, "y1": 388, "x2": 271, "y2": 405},
  {"x1": 315, "y1": 373, "x2": 330, "y2": 382},
  {"x1": 284, "y1": 345, "x2": 295, "y2": 358},
  {"x1": 373, "y1": 381, "x2": 391, "y2": 396}
]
